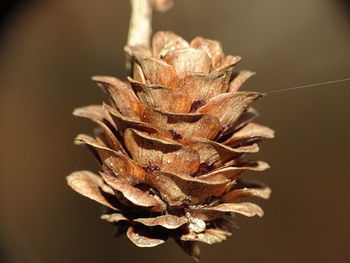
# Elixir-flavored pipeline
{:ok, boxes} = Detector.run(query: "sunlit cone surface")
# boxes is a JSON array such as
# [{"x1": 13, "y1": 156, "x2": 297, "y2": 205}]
[{"x1": 67, "y1": 31, "x2": 274, "y2": 261}]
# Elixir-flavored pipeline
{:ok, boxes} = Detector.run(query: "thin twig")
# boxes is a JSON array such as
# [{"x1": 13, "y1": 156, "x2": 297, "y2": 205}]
[{"x1": 127, "y1": 0, "x2": 152, "y2": 47}]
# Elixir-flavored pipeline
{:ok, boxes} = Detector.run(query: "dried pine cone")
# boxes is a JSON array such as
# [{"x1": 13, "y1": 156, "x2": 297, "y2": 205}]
[{"x1": 67, "y1": 31, "x2": 274, "y2": 261}]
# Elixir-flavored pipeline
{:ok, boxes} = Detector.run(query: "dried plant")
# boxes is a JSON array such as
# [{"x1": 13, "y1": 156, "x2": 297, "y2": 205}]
[{"x1": 67, "y1": 0, "x2": 274, "y2": 261}]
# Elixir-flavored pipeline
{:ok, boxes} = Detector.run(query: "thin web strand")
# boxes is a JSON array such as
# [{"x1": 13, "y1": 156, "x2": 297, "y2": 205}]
[{"x1": 265, "y1": 77, "x2": 350, "y2": 94}]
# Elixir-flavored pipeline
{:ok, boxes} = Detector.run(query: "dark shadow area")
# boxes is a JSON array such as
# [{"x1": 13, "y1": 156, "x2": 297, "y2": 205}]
[
  {"x1": 338, "y1": 0, "x2": 350, "y2": 22},
  {"x1": 0, "y1": 0, "x2": 32, "y2": 38}
]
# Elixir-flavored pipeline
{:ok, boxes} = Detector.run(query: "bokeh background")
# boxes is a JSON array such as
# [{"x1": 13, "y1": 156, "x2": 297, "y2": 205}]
[{"x1": 1, "y1": 0, "x2": 350, "y2": 262}]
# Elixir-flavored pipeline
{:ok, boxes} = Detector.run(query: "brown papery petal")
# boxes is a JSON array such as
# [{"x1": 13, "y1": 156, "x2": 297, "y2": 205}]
[
  {"x1": 146, "y1": 172, "x2": 189, "y2": 206},
  {"x1": 180, "y1": 229, "x2": 231, "y2": 244},
  {"x1": 100, "y1": 172, "x2": 166, "y2": 212},
  {"x1": 100, "y1": 213, "x2": 129, "y2": 223},
  {"x1": 203, "y1": 202, "x2": 264, "y2": 217},
  {"x1": 197, "y1": 161, "x2": 268, "y2": 196},
  {"x1": 188, "y1": 209, "x2": 229, "y2": 224},
  {"x1": 126, "y1": 226, "x2": 166, "y2": 247},
  {"x1": 94, "y1": 120, "x2": 127, "y2": 154},
  {"x1": 187, "y1": 209, "x2": 233, "y2": 223},
  {"x1": 223, "y1": 122, "x2": 275, "y2": 146},
  {"x1": 190, "y1": 37, "x2": 224, "y2": 67},
  {"x1": 200, "y1": 160, "x2": 270, "y2": 180},
  {"x1": 133, "y1": 63, "x2": 146, "y2": 83},
  {"x1": 230, "y1": 160, "x2": 270, "y2": 173},
  {"x1": 197, "y1": 166, "x2": 241, "y2": 181},
  {"x1": 183, "y1": 137, "x2": 243, "y2": 168},
  {"x1": 66, "y1": 171, "x2": 118, "y2": 210},
  {"x1": 236, "y1": 178, "x2": 271, "y2": 190},
  {"x1": 163, "y1": 48, "x2": 212, "y2": 76},
  {"x1": 143, "y1": 107, "x2": 221, "y2": 140},
  {"x1": 228, "y1": 107, "x2": 260, "y2": 134},
  {"x1": 124, "y1": 129, "x2": 200, "y2": 175},
  {"x1": 198, "y1": 91, "x2": 263, "y2": 128},
  {"x1": 104, "y1": 104, "x2": 172, "y2": 140},
  {"x1": 234, "y1": 143, "x2": 259, "y2": 153},
  {"x1": 129, "y1": 78, "x2": 192, "y2": 113},
  {"x1": 104, "y1": 154, "x2": 146, "y2": 184},
  {"x1": 176, "y1": 240, "x2": 200, "y2": 263},
  {"x1": 147, "y1": 171, "x2": 229, "y2": 205},
  {"x1": 177, "y1": 71, "x2": 230, "y2": 103},
  {"x1": 92, "y1": 76, "x2": 144, "y2": 119},
  {"x1": 229, "y1": 70, "x2": 256, "y2": 93},
  {"x1": 215, "y1": 55, "x2": 242, "y2": 72},
  {"x1": 73, "y1": 105, "x2": 109, "y2": 122},
  {"x1": 134, "y1": 215, "x2": 188, "y2": 229},
  {"x1": 221, "y1": 186, "x2": 271, "y2": 203},
  {"x1": 132, "y1": 54, "x2": 177, "y2": 88},
  {"x1": 152, "y1": 31, "x2": 189, "y2": 58},
  {"x1": 74, "y1": 134, "x2": 117, "y2": 163}
]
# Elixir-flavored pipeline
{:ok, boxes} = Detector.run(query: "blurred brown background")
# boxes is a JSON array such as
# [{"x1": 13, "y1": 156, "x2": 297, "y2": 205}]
[{"x1": 1, "y1": 0, "x2": 350, "y2": 262}]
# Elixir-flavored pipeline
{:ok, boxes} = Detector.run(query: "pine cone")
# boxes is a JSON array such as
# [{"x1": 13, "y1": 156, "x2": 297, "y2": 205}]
[{"x1": 67, "y1": 31, "x2": 274, "y2": 261}]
